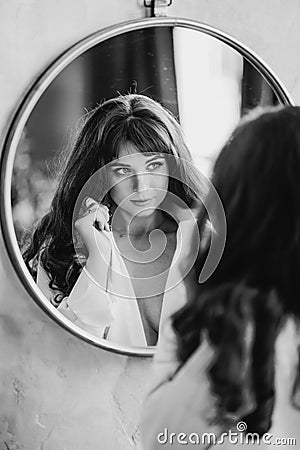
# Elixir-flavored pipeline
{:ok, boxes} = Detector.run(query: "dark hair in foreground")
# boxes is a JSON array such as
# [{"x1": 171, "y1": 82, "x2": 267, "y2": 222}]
[
  {"x1": 23, "y1": 94, "x2": 203, "y2": 303},
  {"x1": 173, "y1": 106, "x2": 300, "y2": 434}
]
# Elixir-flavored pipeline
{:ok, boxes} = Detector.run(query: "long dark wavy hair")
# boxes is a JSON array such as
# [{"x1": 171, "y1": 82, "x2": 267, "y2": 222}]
[
  {"x1": 173, "y1": 106, "x2": 300, "y2": 434},
  {"x1": 23, "y1": 94, "x2": 203, "y2": 305}
]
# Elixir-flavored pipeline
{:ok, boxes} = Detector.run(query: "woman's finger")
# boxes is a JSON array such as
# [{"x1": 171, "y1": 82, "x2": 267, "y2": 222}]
[
  {"x1": 76, "y1": 207, "x2": 105, "y2": 229},
  {"x1": 95, "y1": 208, "x2": 110, "y2": 224},
  {"x1": 85, "y1": 197, "x2": 110, "y2": 221},
  {"x1": 97, "y1": 204, "x2": 110, "y2": 222},
  {"x1": 85, "y1": 196, "x2": 98, "y2": 209}
]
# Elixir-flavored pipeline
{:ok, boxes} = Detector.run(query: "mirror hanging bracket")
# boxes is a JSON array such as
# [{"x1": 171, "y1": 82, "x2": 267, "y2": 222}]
[{"x1": 144, "y1": 0, "x2": 172, "y2": 17}]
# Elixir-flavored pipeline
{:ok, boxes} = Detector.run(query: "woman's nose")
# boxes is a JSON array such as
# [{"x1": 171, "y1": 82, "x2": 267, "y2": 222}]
[{"x1": 132, "y1": 173, "x2": 148, "y2": 192}]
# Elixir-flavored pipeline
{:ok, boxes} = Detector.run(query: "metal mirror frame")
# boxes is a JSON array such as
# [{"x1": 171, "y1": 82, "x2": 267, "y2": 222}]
[{"x1": 0, "y1": 17, "x2": 294, "y2": 357}]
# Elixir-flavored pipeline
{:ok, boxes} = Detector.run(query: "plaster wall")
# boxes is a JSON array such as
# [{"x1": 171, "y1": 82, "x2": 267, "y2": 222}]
[{"x1": 1, "y1": 1, "x2": 300, "y2": 449}]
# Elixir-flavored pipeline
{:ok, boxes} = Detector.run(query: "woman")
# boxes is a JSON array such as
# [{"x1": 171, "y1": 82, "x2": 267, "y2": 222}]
[
  {"x1": 142, "y1": 106, "x2": 300, "y2": 447},
  {"x1": 23, "y1": 94, "x2": 204, "y2": 347}
]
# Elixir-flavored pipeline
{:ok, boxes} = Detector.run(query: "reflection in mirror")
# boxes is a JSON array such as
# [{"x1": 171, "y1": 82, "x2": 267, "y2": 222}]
[
  {"x1": 9, "y1": 23, "x2": 287, "y2": 354},
  {"x1": 23, "y1": 94, "x2": 204, "y2": 349}
]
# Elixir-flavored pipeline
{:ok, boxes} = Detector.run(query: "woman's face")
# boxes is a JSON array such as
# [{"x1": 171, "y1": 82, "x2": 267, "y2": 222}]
[{"x1": 107, "y1": 142, "x2": 169, "y2": 218}]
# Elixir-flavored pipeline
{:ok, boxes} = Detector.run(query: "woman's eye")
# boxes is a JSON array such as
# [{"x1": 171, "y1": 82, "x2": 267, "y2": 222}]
[
  {"x1": 147, "y1": 161, "x2": 164, "y2": 171},
  {"x1": 114, "y1": 168, "x2": 131, "y2": 175}
]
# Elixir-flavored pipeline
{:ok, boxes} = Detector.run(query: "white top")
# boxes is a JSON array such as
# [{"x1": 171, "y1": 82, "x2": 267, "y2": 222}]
[
  {"x1": 141, "y1": 316, "x2": 300, "y2": 449},
  {"x1": 37, "y1": 202, "x2": 200, "y2": 348}
]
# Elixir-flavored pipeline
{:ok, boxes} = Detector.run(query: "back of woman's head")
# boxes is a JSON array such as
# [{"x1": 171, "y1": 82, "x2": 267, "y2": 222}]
[
  {"x1": 208, "y1": 105, "x2": 300, "y2": 315},
  {"x1": 173, "y1": 105, "x2": 300, "y2": 435}
]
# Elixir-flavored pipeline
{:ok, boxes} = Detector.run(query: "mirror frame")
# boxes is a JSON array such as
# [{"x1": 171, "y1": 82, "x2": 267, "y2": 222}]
[{"x1": 0, "y1": 16, "x2": 294, "y2": 357}]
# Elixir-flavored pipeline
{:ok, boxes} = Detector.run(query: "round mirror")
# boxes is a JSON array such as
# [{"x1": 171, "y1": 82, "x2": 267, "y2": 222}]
[{"x1": 0, "y1": 17, "x2": 293, "y2": 356}]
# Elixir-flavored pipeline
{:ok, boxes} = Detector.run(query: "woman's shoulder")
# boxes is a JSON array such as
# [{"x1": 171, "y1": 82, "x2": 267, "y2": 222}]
[
  {"x1": 265, "y1": 317, "x2": 300, "y2": 441},
  {"x1": 275, "y1": 316, "x2": 300, "y2": 384},
  {"x1": 154, "y1": 317, "x2": 215, "y2": 387}
]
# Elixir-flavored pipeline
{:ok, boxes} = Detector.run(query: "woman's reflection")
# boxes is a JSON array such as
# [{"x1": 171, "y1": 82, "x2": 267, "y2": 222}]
[{"x1": 22, "y1": 94, "x2": 204, "y2": 347}]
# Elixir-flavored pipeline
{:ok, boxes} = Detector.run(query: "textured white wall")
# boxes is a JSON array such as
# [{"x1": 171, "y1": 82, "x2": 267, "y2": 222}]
[{"x1": 1, "y1": 1, "x2": 300, "y2": 449}]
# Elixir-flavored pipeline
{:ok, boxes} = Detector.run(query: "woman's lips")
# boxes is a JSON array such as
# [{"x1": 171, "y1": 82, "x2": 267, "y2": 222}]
[{"x1": 130, "y1": 198, "x2": 153, "y2": 205}]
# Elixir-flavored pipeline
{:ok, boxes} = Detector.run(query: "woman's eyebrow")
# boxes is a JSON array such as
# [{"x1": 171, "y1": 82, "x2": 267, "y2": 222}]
[
  {"x1": 144, "y1": 155, "x2": 165, "y2": 163},
  {"x1": 109, "y1": 161, "x2": 132, "y2": 167},
  {"x1": 110, "y1": 154, "x2": 165, "y2": 167}
]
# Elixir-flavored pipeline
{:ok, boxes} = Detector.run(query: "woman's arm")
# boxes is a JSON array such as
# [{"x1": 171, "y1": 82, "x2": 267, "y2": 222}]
[
  {"x1": 36, "y1": 258, "x2": 114, "y2": 336},
  {"x1": 35, "y1": 199, "x2": 115, "y2": 336}
]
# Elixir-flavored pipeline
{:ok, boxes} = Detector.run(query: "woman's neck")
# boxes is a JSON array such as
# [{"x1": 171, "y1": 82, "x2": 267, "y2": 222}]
[{"x1": 112, "y1": 209, "x2": 165, "y2": 237}]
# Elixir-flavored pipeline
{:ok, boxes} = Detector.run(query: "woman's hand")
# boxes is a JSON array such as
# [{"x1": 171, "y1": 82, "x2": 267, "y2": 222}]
[
  {"x1": 76, "y1": 196, "x2": 110, "y2": 231},
  {"x1": 75, "y1": 197, "x2": 112, "y2": 264},
  {"x1": 66, "y1": 197, "x2": 114, "y2": 319}
]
